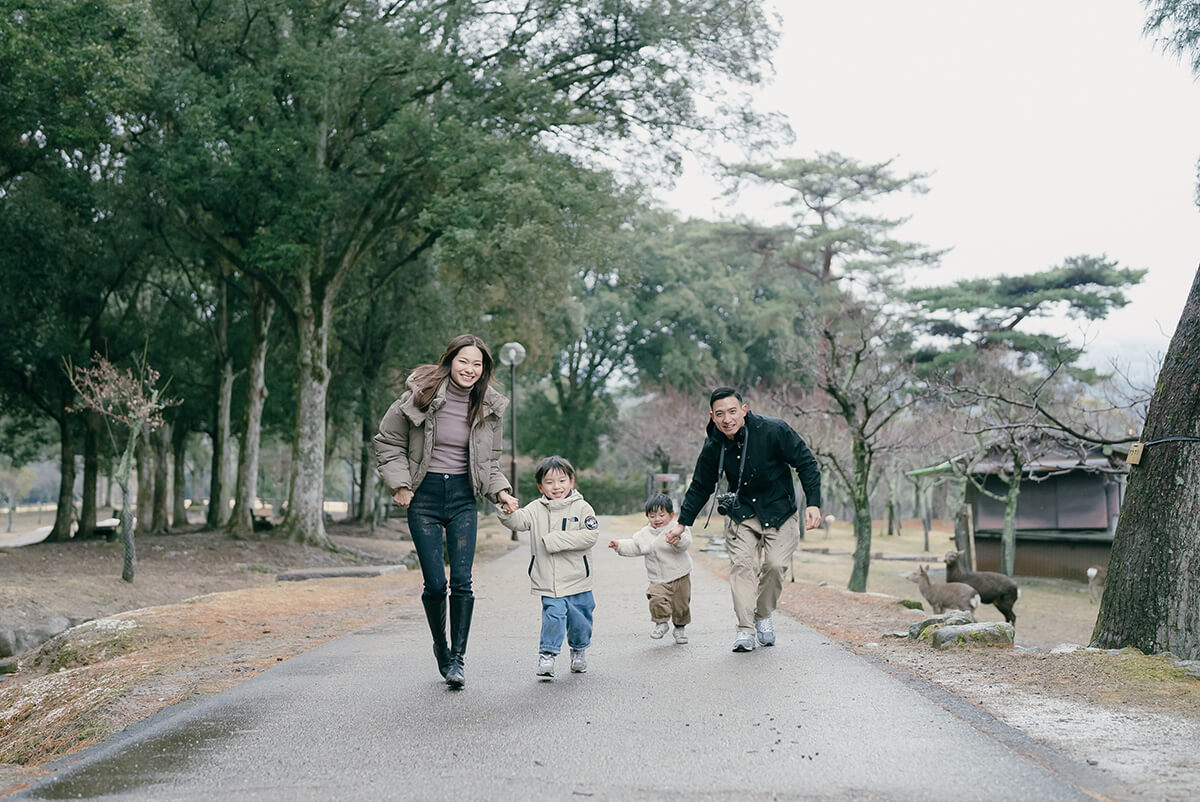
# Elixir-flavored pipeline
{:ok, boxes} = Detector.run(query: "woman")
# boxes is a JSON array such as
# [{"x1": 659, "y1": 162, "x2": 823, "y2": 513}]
[{"x1": 375, "y1": 334, "x2": 519, "y2": 689}]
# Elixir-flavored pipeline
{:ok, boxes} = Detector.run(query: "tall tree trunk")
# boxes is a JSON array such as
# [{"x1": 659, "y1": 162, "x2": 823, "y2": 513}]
[
  {"x1": 356, "y1": 386, "x2": 377, "y2": 523},
  {"x1": 847, "y1": 434, "x2": 872, "y2": 592},
  {"x1": 152, "y1": 424, "x2": 170, "y2": 534},
  {"x1": 78, "y1": 407, "x2": 100, "y2": 539},
  {"x1": 1092, "y1": 265, "x2": 1200, "y2": 660},
  {"x1": 231, "y1": 283, "x2": 274, "y2": 537},
  {"x1": 172, "y1": 424, "x2": 189, "y2": 526},
  {"x1": 999, "y1": 451, "x2": 1023, "y2": 576},
  {"x1": 283, "y1": 278, "x2": 333, "y2": 548},
  {"x1": 46, "y1": 413, "x2": 75, "y2": 543},
  {"x1": 135, "y1": 429, "x2": 153, "y2": 535},
  {"x1": 207, "y1": 265, "x2": 234, "y2": 528}
]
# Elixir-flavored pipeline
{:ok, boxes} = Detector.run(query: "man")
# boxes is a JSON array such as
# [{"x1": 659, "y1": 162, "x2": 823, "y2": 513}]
[{"x1": 666, "y1": 387, "x2": 821, "y2": 652}]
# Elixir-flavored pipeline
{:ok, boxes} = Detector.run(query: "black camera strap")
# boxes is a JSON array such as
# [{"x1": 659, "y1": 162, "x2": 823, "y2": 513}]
[{"x1": 702, "y1": 425, "x2": 748, "y2": 529}]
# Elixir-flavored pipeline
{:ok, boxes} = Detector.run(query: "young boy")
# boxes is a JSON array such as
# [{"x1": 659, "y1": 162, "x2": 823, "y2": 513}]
[
  {"x1": 608, "y1": 494, "x2": 693, "y2": 645},
  {"x1": 497, "y1": 456, "x2": 599, "y2": 679}
]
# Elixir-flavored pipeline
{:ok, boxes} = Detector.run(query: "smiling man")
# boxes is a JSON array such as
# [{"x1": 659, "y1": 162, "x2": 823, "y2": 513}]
[{"x1": 666, "y1": 387, "x2": 822, "y2": 653}]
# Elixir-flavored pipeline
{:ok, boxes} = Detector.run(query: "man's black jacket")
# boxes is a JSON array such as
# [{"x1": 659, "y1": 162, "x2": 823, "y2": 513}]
[{"x1": 677, "y1": 411, "x2": 821, "y2": 530}]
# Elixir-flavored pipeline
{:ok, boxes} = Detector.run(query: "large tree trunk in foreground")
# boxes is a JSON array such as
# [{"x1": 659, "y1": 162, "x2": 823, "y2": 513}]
[
  {"x1": 231, "y1": 283, "x2": 274, "y2": 537},
  {"x1": 46, "y1": 413, "x2": 75, "y2": 543},
  {"x1": 1092, "y1": 266, "x2": 1200, "y2": 660}
]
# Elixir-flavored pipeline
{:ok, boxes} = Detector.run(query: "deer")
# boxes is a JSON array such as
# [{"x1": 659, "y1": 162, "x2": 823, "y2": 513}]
[
  {"x1": 1087, "y1": 564, "x2": 1107, "y2": 604},
  {"x1": 944, "y1": 550, "x2": 1020, "y2": 626},
  {"x1": 905, "y1": 564, "x2": 980, "y2": 621}
]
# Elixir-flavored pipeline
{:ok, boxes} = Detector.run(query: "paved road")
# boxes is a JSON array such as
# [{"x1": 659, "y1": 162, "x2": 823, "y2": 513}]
[{"x1": 17, "y1": 531, "x2": 1111, "y2": 801}]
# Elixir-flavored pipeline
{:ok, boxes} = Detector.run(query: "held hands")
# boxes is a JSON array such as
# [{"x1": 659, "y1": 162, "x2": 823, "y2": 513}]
[
  {"x1": 804, "y1": 506, "x2": 822, "y2": 530},
  {"x1": 392, "y1": 488, "x2": 414, "y2": 508},
  {"x1": 497, "y1": 490, "x2": 519, "y2": 515},
  {"x1": 665, "y1": 523, "x2": 685, "y2": 545},
  {"x1": 608, "y1": 540, "x2": 618, "y2": 550}
]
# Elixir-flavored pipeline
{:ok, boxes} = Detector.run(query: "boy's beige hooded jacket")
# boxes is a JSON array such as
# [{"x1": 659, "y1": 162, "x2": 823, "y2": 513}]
[
  {"x1": 374, "y1": 376, "x2": 511, "y2": 503},
  {"x1": 498, "y1": 491, "x2": 598, "y2": 598},
  {"x1": 612, "y1": 523, "x2": 693, "y2": 584}
]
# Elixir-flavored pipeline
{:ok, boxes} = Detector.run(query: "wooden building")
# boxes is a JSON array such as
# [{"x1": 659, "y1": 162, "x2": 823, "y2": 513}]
[{"x1": 911, "y1": 444, "x2": 1128, "y2": 580}]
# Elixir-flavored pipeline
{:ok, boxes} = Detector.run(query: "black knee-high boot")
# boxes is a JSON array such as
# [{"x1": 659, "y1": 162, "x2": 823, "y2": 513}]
[
  {"x1": 421, "y1": 595, "x2": 451, "y2": 678},
  {"x1": 445, "y1": 596, "x2": 474, "y2": 689}
]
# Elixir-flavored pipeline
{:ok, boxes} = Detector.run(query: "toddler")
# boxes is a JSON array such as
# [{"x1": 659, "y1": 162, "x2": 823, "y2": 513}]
[
  {"x1": 498, "y1": 455, "x2": 599, "y2": 679},
  {"x1": 608, "y1": 494, "x2": 692, "y2": 644}
]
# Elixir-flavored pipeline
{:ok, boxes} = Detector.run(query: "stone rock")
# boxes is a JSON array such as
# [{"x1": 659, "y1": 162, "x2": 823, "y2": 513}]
[
  {"x1": 908, "y1": 611, "x2": 974, "y2": 641},
  {"x1": 882, "y1": 631, "x2": 910, "y2": 639},
  {"x1": 1177, "y1": 660, "x2": 1200, "y2": 681},
  {"x1": 0, "y1": 658, "x2": 16, "y2": 675},
  {"x1": 931, "y1": 622, "x2": 1015, "y2": 650},
  {"x1": 895, "y1": 599, "x2": 924, "y2": 611},
  {"x1": 1050, "y1": 643, "x2": 1103, "y2": 655}
]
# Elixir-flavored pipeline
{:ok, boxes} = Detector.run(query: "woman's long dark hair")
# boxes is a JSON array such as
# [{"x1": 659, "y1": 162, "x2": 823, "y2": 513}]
[{"x1": 408, "y1": 334, "x2": 496, "y2": 427}]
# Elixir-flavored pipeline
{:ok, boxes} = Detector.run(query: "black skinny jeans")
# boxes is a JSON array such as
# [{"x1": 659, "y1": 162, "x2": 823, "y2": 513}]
[{"x1": 407, "y1": 473, "x2": 477, "y2": 600}]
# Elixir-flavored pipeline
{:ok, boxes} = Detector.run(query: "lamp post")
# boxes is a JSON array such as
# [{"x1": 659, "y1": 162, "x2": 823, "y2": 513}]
[{"x1": 498, "y1": 342, "x2": 526, "y2": 530}]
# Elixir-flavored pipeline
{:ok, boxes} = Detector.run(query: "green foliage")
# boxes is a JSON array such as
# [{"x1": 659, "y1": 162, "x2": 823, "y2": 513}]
[{"x1": 906, "y1": 254, "x2": 1146, "y2": 371}]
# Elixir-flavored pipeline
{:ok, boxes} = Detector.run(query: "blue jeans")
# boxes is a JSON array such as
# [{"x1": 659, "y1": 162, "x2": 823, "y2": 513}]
[
  {"x1": 408, "y1": 474, "x2": 477, "y2": 601},
  {"x1": 539, "y1": 591, "x2": 595, "y2": 655}
]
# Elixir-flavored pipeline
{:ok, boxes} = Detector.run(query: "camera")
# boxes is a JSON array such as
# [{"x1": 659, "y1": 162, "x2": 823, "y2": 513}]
[{"x1": 716, "y1": 492, "x2": 740, "y2": 517}]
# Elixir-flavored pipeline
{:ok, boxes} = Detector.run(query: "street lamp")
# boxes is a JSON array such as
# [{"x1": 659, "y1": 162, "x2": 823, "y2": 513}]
[{"x1": 498, "y1": 342, "x2": 526, "y2": 528}]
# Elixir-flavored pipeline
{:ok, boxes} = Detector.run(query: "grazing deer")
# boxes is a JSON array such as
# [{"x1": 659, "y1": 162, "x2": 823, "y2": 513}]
[
  {"x1": 944, "y1": 550, "x2": 1020, "y2": 626},
  {"x1": 906, "y1": 564, "x2": 980, "y2": 620}
]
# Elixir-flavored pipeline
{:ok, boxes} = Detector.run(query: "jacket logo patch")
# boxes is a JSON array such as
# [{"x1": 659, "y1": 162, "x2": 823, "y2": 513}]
[{"x1": 584, "y1": 516, "x2": 599, "y2": 530}]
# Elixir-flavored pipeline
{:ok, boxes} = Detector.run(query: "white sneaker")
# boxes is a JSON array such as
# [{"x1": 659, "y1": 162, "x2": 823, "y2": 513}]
[
  {"x1": 755, "y1": 616, "x2": 776, "y2": 647},
  {"x1": 570, "y1": 649, "x2": 587, "y2": 673},
  {"x1": 536, "y1": 652, "x2": 555, "y2": 677},
  {"x1": 732, "y1": 631, "x2": 756, "y2": 652},
  {"x1": 673, "y1": 626, "x2": 688, "y2": 644},
  {"x1": 650, "y1": 621, "x2": 670, "y2": 639}
]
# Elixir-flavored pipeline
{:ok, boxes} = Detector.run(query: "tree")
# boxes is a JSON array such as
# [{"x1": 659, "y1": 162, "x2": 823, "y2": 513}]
[
  {"x1": 135, "y1": 0, "x2": 777, "y2": 547},
  {"x1": 908, "y1": 257, "x2": 1146, "y2": 574},
  {"x1": 729, "y1": 153, "x2": 940, "y2": 592},
  {"x1": 68, "y1": 354, "x2": 174, "y2": 582},
  {"x1": 1091, "y1": 265, "x2": 1200, "y2": 659}
]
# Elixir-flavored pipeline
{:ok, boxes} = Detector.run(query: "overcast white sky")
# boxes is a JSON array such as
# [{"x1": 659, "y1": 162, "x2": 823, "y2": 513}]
[{"x1": 658, "y1": 1, "x2": 1200, "y2": 379}]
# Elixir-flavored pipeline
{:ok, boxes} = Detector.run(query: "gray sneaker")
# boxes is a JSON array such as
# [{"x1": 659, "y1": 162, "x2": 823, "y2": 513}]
[
  {"x1": 732, "y1": 631, "x2": 756, "y2": 652},
  {"x1": 570, "y1": 649, "x2": 587, "y2": 673},
  {"x1": 673, "y1": 626, "x2": 688, "y2": 644},
  {"x1": 650, "y1": 621, "x2": 670, "y2": 639},
  {"x1": 536, "y1": 652, "x2": 555, "y2": 677},
  {"x1": 755, "y1": 616, "x2": 776, "y2": 647}
]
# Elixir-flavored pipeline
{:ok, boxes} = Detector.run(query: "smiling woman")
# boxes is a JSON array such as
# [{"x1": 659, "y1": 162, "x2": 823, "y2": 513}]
[{"x1": 373, "y1": 334, "x2": 519, "y2": 689}]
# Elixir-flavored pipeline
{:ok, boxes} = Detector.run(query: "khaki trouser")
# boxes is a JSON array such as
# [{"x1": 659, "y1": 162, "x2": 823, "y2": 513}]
[
  {"x1": 647, "y1": 574, "x2": 692, "y2": 627},
  {"x1": 725, "y1": 514, "x2": 801, "y2": 632}
]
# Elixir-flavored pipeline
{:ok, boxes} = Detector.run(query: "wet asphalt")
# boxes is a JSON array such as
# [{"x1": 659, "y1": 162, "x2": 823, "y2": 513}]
[{"x1": 14, "y1": 528, "x2": 1112, "y2": 801}]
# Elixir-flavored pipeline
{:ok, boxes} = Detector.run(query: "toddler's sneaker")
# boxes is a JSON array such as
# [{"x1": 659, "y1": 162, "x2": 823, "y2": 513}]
[
  {"x1": 755, "y1": 616, "x2": 776, "y2": 647},
  {"x1": 732, "y1": 631, "x2": 756, "y2": 652},
  {"x1": 536, "y1": 652, "x2": 555, "y2": 678},
  {"x1": 673, "y1": 626, "x2": 688, "y2": 645},
  {"x1": 570, "y1": 649, "x2": 587, "y2": 673},
  {"x1": 650, "y1": 621, "x2": 670, "y2": 639}
]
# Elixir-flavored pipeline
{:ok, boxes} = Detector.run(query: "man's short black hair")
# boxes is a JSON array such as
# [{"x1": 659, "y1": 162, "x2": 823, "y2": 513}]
[
  {"x1": 644, "y1": 493, "x2": 674, "y2": 515},
  {"x1": 710, "y1": 386, "x2": 743, "y2": 407},
  {"x1": 535, "y1": 455, "x2": 576, "y2": 485}
]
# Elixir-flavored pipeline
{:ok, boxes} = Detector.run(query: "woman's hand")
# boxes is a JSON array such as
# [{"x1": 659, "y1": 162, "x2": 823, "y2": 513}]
[
  {"x1": 393, "y1": 488, "x2": 414, "y2": 508},
  {"x1": 497, "y1": 490, "x2": 519, "y2": 515}
]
